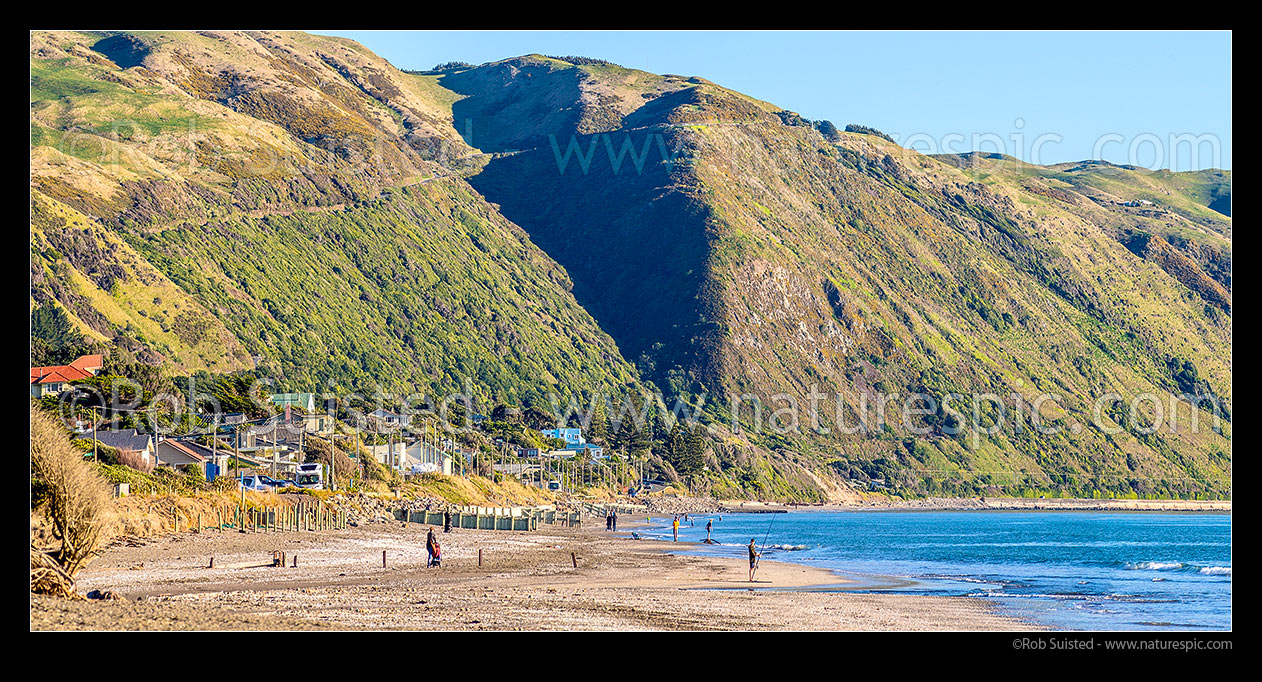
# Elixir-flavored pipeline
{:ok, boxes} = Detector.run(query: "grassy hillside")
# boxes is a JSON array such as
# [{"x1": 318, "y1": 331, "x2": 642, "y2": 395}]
[
  {"x1": 30, "y1": 31, "x2": 641, "y2": 402},
  {"x1": 460, "y1": 60, "x2": 1232, "y2": 499},
  {"x1": 30, "y1": 33, "x2": 1230, "y2": 500}
]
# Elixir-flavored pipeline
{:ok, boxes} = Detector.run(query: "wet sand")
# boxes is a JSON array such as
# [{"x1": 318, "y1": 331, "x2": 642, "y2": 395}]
[{"x1": 32, "y1": 521, "x2": 1032, "y2": 631}]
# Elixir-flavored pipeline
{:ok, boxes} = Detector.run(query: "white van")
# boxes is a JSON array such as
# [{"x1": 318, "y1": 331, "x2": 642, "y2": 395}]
[{"x1": 295, "y1": 463, "x2": 324, "y2": 490}]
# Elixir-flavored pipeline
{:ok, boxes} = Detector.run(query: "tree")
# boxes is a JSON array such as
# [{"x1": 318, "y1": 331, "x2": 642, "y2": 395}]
[
  {"x1": 521, "y1": 405, "x2": 553, "y2": 431},
  {"x1": 665, "y1": 422, "x2": 705, "y2": 479},
  {"x1": 815, "y1": 119, "x2": 841, "y2": 142},
  {"x1": 31, "y1": 303, "x2": 85, "y2": 351},
  {"x1": 587, "y1": 399, "x2": 609, "y2": 443}
]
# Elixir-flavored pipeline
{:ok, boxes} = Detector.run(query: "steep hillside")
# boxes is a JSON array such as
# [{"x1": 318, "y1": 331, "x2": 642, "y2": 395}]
[
  {"x1": 30, "y1": 32, "x2": 641, "y2": 401},
  {"x1": 458, "y1": 58, "x2": 1232, "y2": 498},
  {"x1": 936, "y1": 154, "x2": 1231, "y2": 295},
  {"x1": 30, "y1": 36, "x2": 1231, "y2": 499}
]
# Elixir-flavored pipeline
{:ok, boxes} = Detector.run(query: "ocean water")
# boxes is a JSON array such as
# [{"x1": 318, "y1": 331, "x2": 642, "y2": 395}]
[{"x1": 643, "y1": 510, "x2": 1231, "y2": 631}]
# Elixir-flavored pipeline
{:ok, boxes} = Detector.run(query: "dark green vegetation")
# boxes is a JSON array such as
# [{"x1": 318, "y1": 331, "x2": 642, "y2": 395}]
[{"x1": 31, "y1": 35, "x2": 1230, "y2": 501}]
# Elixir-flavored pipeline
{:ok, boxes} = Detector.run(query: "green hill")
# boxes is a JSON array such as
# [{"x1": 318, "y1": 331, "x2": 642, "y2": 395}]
[
  {"x1": 30, "y1": 34, "x2": 1231, "y2": 500},
  {"x1": 456, "y1": 57, "x2": 1232, "y2": 499},
  {"x1": 30, "y1": 31, "x2": 640, "y2": 403}
]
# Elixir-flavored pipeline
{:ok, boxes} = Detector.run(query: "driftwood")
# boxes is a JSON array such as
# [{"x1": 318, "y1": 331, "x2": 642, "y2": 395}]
[{"x1": 30, "y1": 548, "x2": 81, "y2": 598}]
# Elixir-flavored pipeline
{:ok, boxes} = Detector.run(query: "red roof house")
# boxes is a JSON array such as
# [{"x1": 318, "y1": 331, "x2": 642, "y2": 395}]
[{"x1": 30, "y1": 354, "x2": 105, "y2": 398}]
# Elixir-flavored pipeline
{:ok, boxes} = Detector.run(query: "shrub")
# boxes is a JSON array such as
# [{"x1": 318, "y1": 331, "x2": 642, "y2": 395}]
[
  {"x1": 844, "y1": 123, "x2": 895, "y2": 143},
  {"x1": 30, "y1": 408, "x2": 113, "y2": 582},
  {"x1": 429, "y1": 61, "x2": 472, "y2": 72},
  {"x1": 814, "y1": 119, "x2": 841, "y2": 142},
  {"x1": 117, "y1": 448, "x2": 153, "y2": 474},
  {"x1": 545, "y1": 55, "x2": 620, "y2": 68}
]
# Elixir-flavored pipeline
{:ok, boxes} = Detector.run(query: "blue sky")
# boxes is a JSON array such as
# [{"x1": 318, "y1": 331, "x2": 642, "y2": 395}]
[{"x1": 319, "y1": 31, "x2": 1232, "y2": 171}]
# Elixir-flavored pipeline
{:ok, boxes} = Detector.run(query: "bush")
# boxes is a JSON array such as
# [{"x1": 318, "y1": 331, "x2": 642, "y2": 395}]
[
  {"x1": 117, "y1": 448, "x2": 153, "y2": 474},
  {"x1": 545, "y1": 55, "x2": 620, "y2": 67},
  {"x1": 844, "y1": 124, "x2": 895, "y2": 143},
  {"x1": 429, "y1": 61, "x2": 472, "y2": 72},
  {"x1": 30, "y1": 408, "x2": 113, "y2": 581},
  {"x1": 814, "y1": 119, "x2": 841, "y2": 142}
]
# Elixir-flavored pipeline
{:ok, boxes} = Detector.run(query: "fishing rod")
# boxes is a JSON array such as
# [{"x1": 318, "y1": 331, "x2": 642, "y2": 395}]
[{"x1": 755, "y1": 511, "x2": 777, "y2": 576}]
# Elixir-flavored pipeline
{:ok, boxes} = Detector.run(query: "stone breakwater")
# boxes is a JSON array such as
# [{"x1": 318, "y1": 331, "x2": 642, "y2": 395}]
[{"x1": 326, "y1": 493, "x2": 447, "y2": 526}]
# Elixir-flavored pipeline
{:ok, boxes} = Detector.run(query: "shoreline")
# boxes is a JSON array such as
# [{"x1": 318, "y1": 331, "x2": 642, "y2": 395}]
[
  {"x1": 32, "y1": 520, "x2": 1034, "y2": 631},
  {"x1": 722, "y1": 497, "x2": 1231, "y2": 513}
]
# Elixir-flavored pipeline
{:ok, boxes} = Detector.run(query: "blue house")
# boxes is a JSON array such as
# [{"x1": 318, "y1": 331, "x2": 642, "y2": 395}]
[{"x1": 541, "y1": 427, "x2": 584, "y2": 446}]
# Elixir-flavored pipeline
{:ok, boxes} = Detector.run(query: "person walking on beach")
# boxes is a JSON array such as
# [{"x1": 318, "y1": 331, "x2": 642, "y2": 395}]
[
  {"x1": 672, "y1": 515, "x2": 680, "y2": 542},
  {"x1": 748, "y1": 538, "x2": 762, "y2": 582},
  {"x1": 611, "y1": 509, "x2": 618, "y2": 531},
  {"x1": 443, "y1": 510, "x2": 452, "y2": 533},
  {"x1": 606, "y1": 510, "x2": 613, "y2": 531},
  {"x1": 426, "y1": 527, "x2": 439, "y2": 568}
]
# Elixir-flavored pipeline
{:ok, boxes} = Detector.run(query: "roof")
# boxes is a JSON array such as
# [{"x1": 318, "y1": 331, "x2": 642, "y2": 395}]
[
  {"x1": 68, "y1": 354, "x2": 104, "y2": 373},
  {"x1": 95, "y1": 429, "x2": 153, "y2": 452},
  {"x1": 370, "y1": 409, "x2": 404, "y2": 418},
  {"x1": 30, "y1": 354, "x2": 103, "y2": 385},
  {"x1": 156, "y1": 440, "x2": 208, "y2": 463},
  {"x1": 270, "y1": 393, "x2": 315, "y2": 405},
  {"x1": 30, "y1": 364, "x2": 91, "y2": 384}
]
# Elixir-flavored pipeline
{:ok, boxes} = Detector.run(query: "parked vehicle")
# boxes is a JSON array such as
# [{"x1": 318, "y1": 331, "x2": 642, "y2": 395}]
[
  {"x1": 259, "y1": 475, "x2": 296, "y2": 489},
  {"x1": 547, "y1": 479, "x2": 561, "y2": 491},
  {"x1": 294, "y1": 463, "x2": 324, "y2": 490},
  {"x1": 239, "y1": 475, "x2": 270, "y2": 492}
]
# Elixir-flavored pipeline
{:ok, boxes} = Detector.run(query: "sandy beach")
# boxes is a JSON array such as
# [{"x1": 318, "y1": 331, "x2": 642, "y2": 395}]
[{"x1": 32, "y1": 519, "x2": 1032, "y2": 631}]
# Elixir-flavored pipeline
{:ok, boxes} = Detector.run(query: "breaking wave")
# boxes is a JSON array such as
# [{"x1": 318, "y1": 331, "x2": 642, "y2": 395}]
[{"x1": 1122, "y1": 561, "x2": 1231, "y2": 576}]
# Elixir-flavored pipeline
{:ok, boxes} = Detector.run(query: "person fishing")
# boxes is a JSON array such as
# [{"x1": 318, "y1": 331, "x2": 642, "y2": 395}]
[
  {"x1": 751, "y1": 513, "x2": 775, "y2": 581},
  {"x1": 748, "y1": 537, "x2": 762, "y2": 582}
]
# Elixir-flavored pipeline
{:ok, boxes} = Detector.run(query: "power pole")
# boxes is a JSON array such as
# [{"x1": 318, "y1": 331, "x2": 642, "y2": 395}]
[{"x1": 210, "y1": 416, "x2": 217, "y2": 478}]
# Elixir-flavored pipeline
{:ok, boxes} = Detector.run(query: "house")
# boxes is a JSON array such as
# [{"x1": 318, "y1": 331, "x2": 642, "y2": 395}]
[
  {"x1": 405, "y1": 441, "x2": 454, "y2": 475},
  {"x1": 541, "y1": 427, "x2": 584, "y2": 446},
  {"x1": 566, "y1": 442, "x2": 605, "y2": 458},
  {"x1": 369, "y1": 409, "x2": 407, "y2": 428},
  {"x1": 29, "y1": 354, "x2": 104, "y2": 398},
  {"x1": 154, "y1": 439, "x2": 211, "y2": 476},
  {"x1": 269, "y1": 393, "x2": 316, "y2": 411},
  {"x1": 366, "y1": 441, "x2": 408, "y2": 469},
  {"x1": 94, "y1": 429, "x2": 154, "y2": 467},
  {"x1": 240, "y1": 419, "x2": 304, "y2": 452},
  {"x1": 294, "y1": 413, "x2": 333, "y2": 434}
]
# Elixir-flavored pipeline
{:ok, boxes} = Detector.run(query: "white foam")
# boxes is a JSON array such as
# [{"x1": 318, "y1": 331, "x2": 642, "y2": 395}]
[{"x1": 1125, "y1": 561, "x2": 1184, "y2": 571}]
